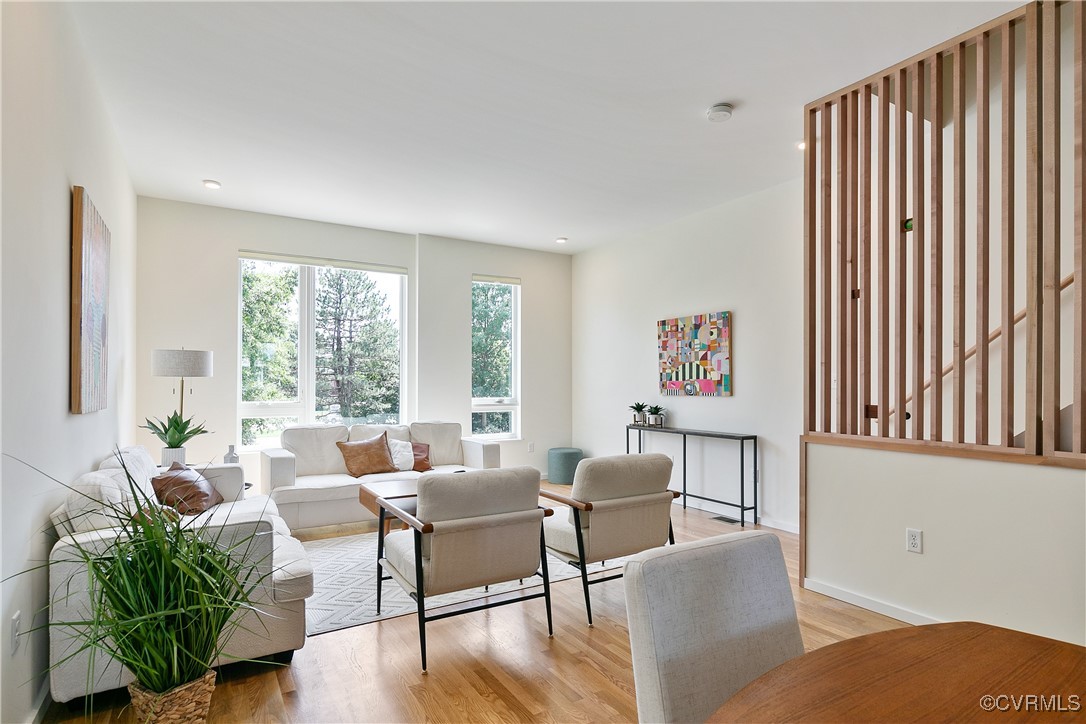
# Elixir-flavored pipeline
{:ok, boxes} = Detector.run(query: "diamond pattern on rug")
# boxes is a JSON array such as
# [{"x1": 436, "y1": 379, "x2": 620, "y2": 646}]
[{"x1": 302, "y1": 531, "x2": 626, "y2": 636}]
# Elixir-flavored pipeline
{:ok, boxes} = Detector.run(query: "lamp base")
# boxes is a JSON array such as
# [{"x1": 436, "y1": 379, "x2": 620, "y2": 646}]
[{"x1": 161, "y1": 447, "x2": 186, "y2": 467}]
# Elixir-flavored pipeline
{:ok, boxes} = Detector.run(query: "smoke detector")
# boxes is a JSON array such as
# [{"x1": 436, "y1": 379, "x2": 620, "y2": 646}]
[{"x1": 707, "y1": 103, "x2": 734, "y2": 122}]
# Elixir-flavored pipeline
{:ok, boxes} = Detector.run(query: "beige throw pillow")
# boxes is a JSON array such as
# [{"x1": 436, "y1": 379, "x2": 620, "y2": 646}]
[{"x1": 337, "y1": 432, "x2": 398, "y2": 477}]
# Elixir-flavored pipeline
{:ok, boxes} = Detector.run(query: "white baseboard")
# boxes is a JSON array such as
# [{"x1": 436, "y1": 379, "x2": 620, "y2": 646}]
[
  {"x1": 803, "y1": 578, "x2": 942, "y2": 626},
  {"x1": 757, "y1": 516, "x2": 799, "y2": 534},
  {"x1": 33, "y1": 685, "x2": 51, "y2": 724},
  {"x1": 672, "y1": 497, "x2": 799, "y2": 534}
]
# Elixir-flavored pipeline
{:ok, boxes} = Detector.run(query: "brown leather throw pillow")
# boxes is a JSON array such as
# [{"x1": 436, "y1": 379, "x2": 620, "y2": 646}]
[
  {"x1": 151, "y1": 463, "x2": 224, "y2": 515},
  {"x1": 412, "y1": 442, "x2": 434, "y2": 472},
  {"x1": 337, "y1": 432, "x2": 398, "y2": 477}
]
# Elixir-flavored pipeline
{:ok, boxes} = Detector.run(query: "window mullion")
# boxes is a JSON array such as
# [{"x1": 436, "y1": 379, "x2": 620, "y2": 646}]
[{"x1": 301, "y1": 265, "x2": 317, "y2": 424}]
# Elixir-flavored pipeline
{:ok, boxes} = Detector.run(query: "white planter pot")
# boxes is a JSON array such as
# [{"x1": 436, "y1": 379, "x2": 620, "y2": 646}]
[
  {"x1": 646, "y1": 414, "x2": 664, "y2": 427},
  {"x1": 161, "y1": 447, "x2": 186, "y2": 467},
  {"x1": 632, "y1": 413, "x2": 647, "y2": 425}
]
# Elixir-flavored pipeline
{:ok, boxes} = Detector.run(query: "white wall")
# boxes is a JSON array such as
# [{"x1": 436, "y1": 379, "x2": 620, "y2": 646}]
[
  {"x1": 135, "y1": 198, "x2": 416, "y2": 476},
  {"x1": 571, "y1": 178, "x2": 803, "y2": 531},
  {"x1": 805, "y1": 443, "x2": 1085, "y2": 645},
  {"x1": 1, "y1": 4, "x2": 137, "y2": 721},
  {"x1": 136, "y1": 204, "x2": 573, "y2": 483},
  {"x1": 416, "y1": 234, "x2": 572, "y2": 471}
]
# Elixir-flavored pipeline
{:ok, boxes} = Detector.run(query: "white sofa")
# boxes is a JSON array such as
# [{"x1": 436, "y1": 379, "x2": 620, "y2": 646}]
[
  {"x1": 262, "y1": 421, "x2": 501, "y2": 530},
  {"x1": 47, "y1": 447, "x2": 313, "y2": 704}
]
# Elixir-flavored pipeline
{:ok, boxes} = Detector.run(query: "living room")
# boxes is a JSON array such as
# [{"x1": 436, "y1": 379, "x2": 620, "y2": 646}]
[{"x1": 3, "y1": 1, "x2": 1084, "y2": 723}]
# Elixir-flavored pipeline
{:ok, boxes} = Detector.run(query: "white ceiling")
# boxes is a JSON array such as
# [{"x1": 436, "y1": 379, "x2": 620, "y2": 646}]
[{"x1": 69, "y1": 1, "x2": 1018, "y2": 253}]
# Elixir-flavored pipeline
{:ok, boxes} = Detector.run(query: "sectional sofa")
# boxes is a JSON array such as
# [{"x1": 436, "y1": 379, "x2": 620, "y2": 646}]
[
  {"x1": 261, "y1": 421, "x2": 501, "y2": 530},
  {"x1": 47, "y1": 446, "x2": 312, "y2": 703}
]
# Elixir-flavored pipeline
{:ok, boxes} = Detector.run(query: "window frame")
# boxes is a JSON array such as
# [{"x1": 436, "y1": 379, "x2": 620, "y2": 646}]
[
  {"x1": 238, "y1": 254, "x2": 407, "y2": 449},
  {"x1": 470, "y1": 277, "x2": 521, "y2": 439}
]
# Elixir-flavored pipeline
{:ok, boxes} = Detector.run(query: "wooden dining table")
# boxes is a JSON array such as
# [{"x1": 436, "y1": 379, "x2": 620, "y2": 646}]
[{"x1": 709, "y1": 621, "x2": 1085, "y2": 723}]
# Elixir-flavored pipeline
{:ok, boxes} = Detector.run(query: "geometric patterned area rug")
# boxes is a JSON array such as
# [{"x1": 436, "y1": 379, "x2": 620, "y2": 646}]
[{"x1": 302, "y1": 532, "x2": 625, "y2": 636}]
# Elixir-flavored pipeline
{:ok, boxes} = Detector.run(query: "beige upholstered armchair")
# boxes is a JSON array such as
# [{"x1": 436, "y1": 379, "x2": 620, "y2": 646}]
[
  {"x1": 624, "y1": 531, "x2": 804, "y2": 723},
  {"x1": 540, "y1": 453, "x2": 678, "y2": 625},
  {"x1": 375, "y1": 466, "x2": 554, "y2": 671}
]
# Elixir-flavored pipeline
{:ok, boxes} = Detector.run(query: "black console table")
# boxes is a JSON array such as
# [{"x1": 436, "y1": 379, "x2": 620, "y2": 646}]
[{"x1": 625, "y1": 425, "x2": 758, "y2": 527}]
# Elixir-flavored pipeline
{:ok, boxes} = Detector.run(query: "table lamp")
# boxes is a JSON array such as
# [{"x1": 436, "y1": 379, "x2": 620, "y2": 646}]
[{"x1": 151, "y1": 348, "x2": 213, "y2": 418}]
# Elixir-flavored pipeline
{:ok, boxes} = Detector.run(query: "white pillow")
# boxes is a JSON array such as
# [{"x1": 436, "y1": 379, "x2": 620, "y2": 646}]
[
  {"x1": 54, "y1": 469, "x2": 136, "y2": 534},
  {"x1": 98, "y1": 446, "x2": 158, "y2": 498},
  {"x1": 387, "y1": 438, "x2": 415, "y2": 471}
]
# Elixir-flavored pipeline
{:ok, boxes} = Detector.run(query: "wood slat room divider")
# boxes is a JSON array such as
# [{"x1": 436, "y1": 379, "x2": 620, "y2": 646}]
[{"x1": 802, "y1": 0, "x2": 1084, "y2": 469}]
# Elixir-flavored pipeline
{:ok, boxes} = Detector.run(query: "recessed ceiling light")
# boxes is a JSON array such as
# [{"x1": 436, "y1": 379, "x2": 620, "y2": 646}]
[
  {"x1": 555, "y1": 237, "x2": 568, "y2": 244},
  {"x1": 796, "y1": 141, "x2": 807, "y2": 150},
  {"x1": 203, "y1": 179, "x2": 222, "y2": 190},
  {"x1": 706, "y1": 103, "x2": 734, "y2": 122}
]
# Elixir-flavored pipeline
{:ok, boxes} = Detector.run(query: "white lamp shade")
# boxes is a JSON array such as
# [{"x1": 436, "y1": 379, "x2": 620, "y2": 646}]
[{"x1": 151, "y1": 349, "x2": 213, "y2": 378}]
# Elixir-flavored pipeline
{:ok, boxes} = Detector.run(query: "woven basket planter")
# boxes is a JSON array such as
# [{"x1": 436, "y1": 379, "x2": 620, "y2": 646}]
[{"x1": 128, "y1": 670, "x2": 216, "y2": 723}]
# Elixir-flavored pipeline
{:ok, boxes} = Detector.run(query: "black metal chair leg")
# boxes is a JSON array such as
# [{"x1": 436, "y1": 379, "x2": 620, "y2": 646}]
[
  {"x1": 376, "y1": 507, "x2": 387, "y2": 613},
  {"x1": 573, "y1": 509, "x2": 593, "y2": 626},
  {"x1": 539, "y1": 526, "x2": 554, "y2": 636},
  {"x1": 668, "y1": 519, "x2": 675, "y2": 545},
  {"x1": 413, "y1": 529, "x2": 427, "y2": 672}
]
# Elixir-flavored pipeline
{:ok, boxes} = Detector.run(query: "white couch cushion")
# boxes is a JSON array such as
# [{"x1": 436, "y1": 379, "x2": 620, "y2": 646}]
[
  {"x1": 349, "y1": 424, "x2": 411, "y2": 443},
  {"x1": 282, "y1": 425, "x2": 349, "y2": 476},
  {"x1": 185, "y1": 494, "x2": 282, "y2": 530},
  {"x1": 269, "y1": 474, "x2": 363, "y2": 505},
  {"x1": 410, "y1": 421, "x2": 464, "y2": 466},
  {"x1": 271, "y1": 533, "x2": 314, "y2": 602},
  {"x1": 387, "y1": 438, "x2": 415, "y2": 471}
]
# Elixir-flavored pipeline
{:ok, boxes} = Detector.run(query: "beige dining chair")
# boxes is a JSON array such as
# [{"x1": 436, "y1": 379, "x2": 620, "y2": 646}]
[
  {"x1": 624, "y1": 531, "x2": 805, "y2": 723},
  {"x1": 540, "y1": 453, "x2": 678, "y2": 625},
  {"x1": 375, "y1": 466, "x2": 553, "y2": 671}
]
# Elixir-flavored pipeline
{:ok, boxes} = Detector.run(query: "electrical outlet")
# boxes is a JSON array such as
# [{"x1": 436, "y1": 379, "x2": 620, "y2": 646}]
[
  {"x1": 10, "y1": 611, "x2": 21, "y2": 656},
  {"x1": 906, "y1": 528, "x2": 923, "y2": 554},
  {"x1": 527, "y1": 442, "x2": 535, "y2": 453}
]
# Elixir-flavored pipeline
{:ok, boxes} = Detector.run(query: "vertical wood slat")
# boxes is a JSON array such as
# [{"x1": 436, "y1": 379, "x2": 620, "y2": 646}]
[
  {"x1": 1041, "y1": 0, "x2": 1060, "y2": 456},
  {"x1": 976, "y1": 32, "x2": 991, "y2": 445},
  {"x1": 859, "y1": 84, "x2": 873, "y2": 436},
  {"x1": 1024, "y1": 2, "x2": 1043, "y2": 454},
  {"x1": 1001, "y1": 23, "x2": 1016, "y2": 449},
  {"x1": 804, "y1": 108, "x2": 818, "y2": 434},
  {"x1": 1075, "y1": 2, "x2": 1085, "y2": 454},
  {"x1": 930, "y1": 54, "x2": 945, "y2": 443},
  {"x1": 911, "y1": 60, "x2": 926, "y2": 440},
  {"x1": 821, "y1": 102, "x2": 834, "y2": 434},
  {"x1": 837, "y1": 93, "x2": 850, "y2": 434},
  {"x1": 878, "y1": 76, "x2": 892, "y2": 437},
  {"x1": 952, "y1": 43, "x2": 967, "y2": 444},
  {"x1": 895, "y1": 68, "x2": 909, "y2": 439},
  {"x1": 847, "y1": 90, "x2": 860, "y2": 435}
]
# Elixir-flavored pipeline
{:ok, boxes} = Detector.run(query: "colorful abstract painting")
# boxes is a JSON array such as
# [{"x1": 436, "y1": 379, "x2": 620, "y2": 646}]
[
  {"x1": 70, "y1": 186, "x2": 110, "y2": 413},
  {"x1": 658, "y1": 311, "x2": 731, "y2": 397}
]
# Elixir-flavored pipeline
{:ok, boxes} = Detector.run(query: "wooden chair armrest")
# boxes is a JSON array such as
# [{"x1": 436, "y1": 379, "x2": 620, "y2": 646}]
[
  {"x1": 670, "y1": 490, "x2": 681, "y2": 499},
  {"x1": 539, "y1": 506, "x2": 555, "y2": 517},
  {"x1": 539, "y1": 489, "x2": 593, "y2": 511},
  {"x1": 377, "y1": 497, "x2": 434, "y2": 534}
]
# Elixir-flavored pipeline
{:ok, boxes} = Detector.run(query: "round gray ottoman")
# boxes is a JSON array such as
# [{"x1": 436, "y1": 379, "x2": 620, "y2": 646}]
[{"x1": 548, "y1": 447, "x2": 583, "y2": 485}]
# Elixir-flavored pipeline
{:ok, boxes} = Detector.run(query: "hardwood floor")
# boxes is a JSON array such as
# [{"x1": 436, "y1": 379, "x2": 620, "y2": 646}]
[{"x1": 45, "y1": 495, "x2": 906, "y2": 723}]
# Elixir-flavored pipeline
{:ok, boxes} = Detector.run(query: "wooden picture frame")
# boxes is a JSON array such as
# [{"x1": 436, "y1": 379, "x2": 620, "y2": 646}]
[{"x1": 70, "y1": 186, "x2": 110, "y2": 413}]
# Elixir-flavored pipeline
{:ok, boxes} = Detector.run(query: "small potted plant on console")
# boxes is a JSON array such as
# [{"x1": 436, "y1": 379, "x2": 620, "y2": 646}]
[
  {"x1": 629, "y1": 402, "x2": 649, "y2": 425},
  {"x1": 646, "y1": 405, "x2": 666, "y2": 428}
]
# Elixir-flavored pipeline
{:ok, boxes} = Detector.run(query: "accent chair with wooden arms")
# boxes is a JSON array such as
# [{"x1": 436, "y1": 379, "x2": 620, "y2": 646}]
[
  {"x1": 624, "y1": 531, "x2": 805, "y2": 723},
  {"x1": 375, "y1": 466, "x2": 554, "y2": 671},
  {"x1": 540, "y1": 453, "x2": 678, "y2": 625}
]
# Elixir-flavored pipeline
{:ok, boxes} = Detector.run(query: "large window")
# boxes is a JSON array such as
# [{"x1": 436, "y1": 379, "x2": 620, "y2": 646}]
[
  {"x1": 471, "y1": 277, "x2": 519, "y2": 437},
  {"x1": 239, "y1": 257, "x2": 404, "y2": 447}
]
